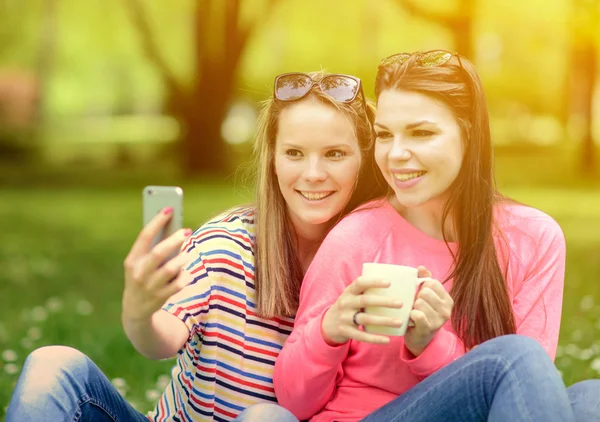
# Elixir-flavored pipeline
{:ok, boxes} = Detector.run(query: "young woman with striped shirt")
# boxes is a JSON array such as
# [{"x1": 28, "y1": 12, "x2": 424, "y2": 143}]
[{"x1": 6, "y1": 71, "x2": 387, "y2": 422}]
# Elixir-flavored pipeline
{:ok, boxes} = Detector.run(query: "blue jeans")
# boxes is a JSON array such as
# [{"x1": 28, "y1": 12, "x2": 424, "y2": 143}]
[
  {"x1": 6, "y1": 346, "x2": 149, "y2": 422},
  {"x1": 237, "y1": 335, "x2": 600, "y2": 422}
]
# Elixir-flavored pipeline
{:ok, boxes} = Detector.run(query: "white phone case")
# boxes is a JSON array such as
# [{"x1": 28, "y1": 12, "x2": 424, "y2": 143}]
[{"x1": 142, "y1": 185, "x2": 184, "y2": 251}]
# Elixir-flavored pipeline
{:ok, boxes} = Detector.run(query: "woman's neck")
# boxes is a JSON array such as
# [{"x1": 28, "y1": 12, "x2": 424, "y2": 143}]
[
  {"x1": 291, "y1": 218, "x2": 332, "y2": 275},
  {"x1": 390, "y1": 195, "x2": 457, "y2": 242}
]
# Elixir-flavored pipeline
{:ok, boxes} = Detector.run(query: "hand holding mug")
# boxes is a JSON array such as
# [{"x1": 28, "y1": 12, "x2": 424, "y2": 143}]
[
  {"x1": 321, "y1": 276, "x2": 404, "y2": 346},
  {"x1": 404, "y1": 266, "x2": 454, "y2": 356}
]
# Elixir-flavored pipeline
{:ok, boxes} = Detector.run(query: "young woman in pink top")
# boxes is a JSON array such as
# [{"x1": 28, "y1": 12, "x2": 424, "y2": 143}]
[{"x1": 235, "y1": 51, "x2": 600, "y2": 421}]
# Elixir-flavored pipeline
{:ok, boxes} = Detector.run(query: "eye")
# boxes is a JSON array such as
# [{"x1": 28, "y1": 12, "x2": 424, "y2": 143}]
[
  {"x1": 375, "y1": 131, "x2": 392, "y2": 141},
  {"x1": 285, "y1": 149, "x2": 303, "y2": 158},
  {"x1": 326, "y1": 149, "x2": 345, "y2": 159},
  {"x1": 412, "y1": 129, "x2": 435, "y2": 138}
]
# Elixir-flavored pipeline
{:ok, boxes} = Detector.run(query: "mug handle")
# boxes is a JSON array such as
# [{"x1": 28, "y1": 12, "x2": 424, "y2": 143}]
[{"x1": 407, "y1": 277, "x2": 429, "y2": 327}]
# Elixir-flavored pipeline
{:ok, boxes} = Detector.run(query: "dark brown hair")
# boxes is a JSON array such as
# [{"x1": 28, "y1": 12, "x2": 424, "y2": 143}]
[{"x1": 375, "y1": 55, "x2": 515, "y2": 348}]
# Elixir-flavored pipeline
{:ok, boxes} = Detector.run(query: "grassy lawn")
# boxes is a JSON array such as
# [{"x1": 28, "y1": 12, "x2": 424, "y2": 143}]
[{"x1": 0, "y1": 180, "x2": 599, "y2": 416}]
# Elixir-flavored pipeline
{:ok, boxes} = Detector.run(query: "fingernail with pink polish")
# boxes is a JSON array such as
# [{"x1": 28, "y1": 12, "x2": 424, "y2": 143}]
[
  {"x1": 184, "y1": 228, "x2": 192, "y2": 236},
  {"x1": 163, "y1": 207, "x2": 173, "y2": 215}
]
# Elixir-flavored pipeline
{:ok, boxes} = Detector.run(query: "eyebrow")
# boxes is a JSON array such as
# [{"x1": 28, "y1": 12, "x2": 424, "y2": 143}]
[
  {"x1": 374, "y1": 120, "x2": 434, "y2": 130},
  {"x1": 279, "y1": 143, "x2": 352, "y2": 149}
]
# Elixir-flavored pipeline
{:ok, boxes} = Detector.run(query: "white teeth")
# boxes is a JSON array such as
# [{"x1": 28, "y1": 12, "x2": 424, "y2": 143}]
[
  {"x1": 393, "y1": 171, "x2": 425, "y2": 182},
  {"x1": 300, "y1": 191, "x2": 332, "y2": 201}
]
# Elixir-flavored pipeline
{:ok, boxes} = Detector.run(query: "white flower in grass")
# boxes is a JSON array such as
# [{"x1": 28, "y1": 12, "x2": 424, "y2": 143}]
[
  {"x1": 76, "y1": 300, "x2": 94, "y2": 316},
  {"x1": 31, "y1": 306, "x2": 48, "y2": 322},
  {"x1": 591, "y1": 357, "x2": 600, "y2": 373},
  {"x1": 571, "y1": 330, "x2": 584, "y2": 342},
  {"x1": 46, "y1": 297, "x2": 64, "y2": 313},
  {"x1": 566, "y1": 344, "x2": 580, "y2": 357},
  {"x1": 561, "y1": 356, "x2": 573, "y2": 367},
  {"x1": 580, "y1": 295, "x2": 594, "y2": 312},
  {"x1": 156, "y1": 374, "x2": 170, "y2": 390},
  {"x1": 111, "y1": 378, "x2": 127, "y2": 389},
  {"x1": 27, "y1": 327, "x2": 42, "y2": 341},
  {"x1": 579, "y1": 348, "x2": 594, "y2": 361},
  {"x1": 4, "y1": 363, "x2": 19, "y2": 375},
  {"x1": 1, "y1": 349, "x2": 17, "y2": 362},
  {"x1": 20, "y1": 338, "x2": 33, "y2": 350},
  {"x1": 145, "y1": 389, "x2": 161, "y2": 402}
]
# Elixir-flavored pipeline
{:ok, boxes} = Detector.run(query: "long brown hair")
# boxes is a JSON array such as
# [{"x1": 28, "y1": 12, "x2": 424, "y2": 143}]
[
  {"x1": 252, "y1": 71, "x2": 387, "y2": 318},
  {"x1": 375, "y1": 55, "x2": 515, "y2": 348}
]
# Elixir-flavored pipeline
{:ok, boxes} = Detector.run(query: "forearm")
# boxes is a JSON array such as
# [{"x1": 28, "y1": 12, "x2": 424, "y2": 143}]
[
  {"x1": 122, "y1": 310, "x2": 189, "y2": 360},
  {"x1": 401, "y1": 327, "x2": 466, "y2": 379},
  {"x1": 274, "y1": 316, "x2": 347, "y2": 419}
]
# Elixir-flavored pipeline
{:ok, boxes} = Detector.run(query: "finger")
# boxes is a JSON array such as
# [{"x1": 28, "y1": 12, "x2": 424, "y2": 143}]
[
  {"x1": 416, "y1": 287, "x2": 445, "y2": 311},
  {"x1": 417, "y1": 265, "x2": 432, "y2": 278},
  {"x1": 351, "y1": 312, "x2": 403, "y2": 329},
  {"x1": 147, "y1": 250, "x2": 191, "y2": 291},
  {"x1": 338, "y1": 324, "x2": 390, "y2": 345},
  {"x1": 409, "y1": 308, "x2": 430, "y2": 329},
  {"x1": 135, "y1": 228, "x2": 192, "y2": 280},
  {"x1": 158, "y1": 269, "x2": 191, "y2": 303},
  {"x1": 356, "y1": 294, "x2": 404, "y2": 310},
  {"x1": 347, "y1": 276, "x2": 390, "y2": 296},
  {"x1": 421, "y1": 278, "x2": 452, "y2": 303},
  {"x1": 413, "y1": 297, "x2": 437, "y2": 322},
  {"x1": 127, "y1": 207, "x2": 176, "y2": 262},
  {"x1": 132, "y1": 229, "x2": 191, "y2": 283}
]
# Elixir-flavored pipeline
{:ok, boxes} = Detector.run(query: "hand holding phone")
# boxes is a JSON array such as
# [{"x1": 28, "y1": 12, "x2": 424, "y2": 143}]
[{"x1": 121, "y1": 186, "x2": 191, "y2": 322}]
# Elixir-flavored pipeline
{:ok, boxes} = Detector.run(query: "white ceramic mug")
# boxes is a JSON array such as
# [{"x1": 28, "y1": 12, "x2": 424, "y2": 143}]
[{"x1": 362, "y1": 263, "x2": 425, "y2": 336}]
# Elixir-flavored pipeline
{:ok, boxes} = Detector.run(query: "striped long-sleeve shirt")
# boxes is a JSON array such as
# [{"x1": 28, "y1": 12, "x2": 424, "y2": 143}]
[{"x1": 147, "y1": 207, "x2": 294, "y2": 422}]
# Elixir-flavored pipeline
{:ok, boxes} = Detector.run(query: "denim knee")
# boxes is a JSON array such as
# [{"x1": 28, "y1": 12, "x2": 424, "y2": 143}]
[
  {"x1": 19, "y1": 346, "x2": 89, "y2": 395},
  {"x1": 479, "y1": 334, "x2": 554, "y2": 371},
  {"x1": 235, "y1": 403, "x2": 298, "y2": 422}
]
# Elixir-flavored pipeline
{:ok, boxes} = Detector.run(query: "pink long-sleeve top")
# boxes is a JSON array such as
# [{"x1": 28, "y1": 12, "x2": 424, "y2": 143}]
[{"x1": 273, "y1": 199, "x2": 566, "y2": 422}]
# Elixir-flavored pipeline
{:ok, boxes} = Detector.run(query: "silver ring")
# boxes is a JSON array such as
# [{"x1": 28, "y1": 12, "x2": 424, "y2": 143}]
[{"x1": 352, "y1": 311, "x2": 361, "y2": 326}]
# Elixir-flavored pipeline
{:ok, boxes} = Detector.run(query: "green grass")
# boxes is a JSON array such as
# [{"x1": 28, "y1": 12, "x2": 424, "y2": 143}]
[{"x1": 0, "y1": 181, "x2": 599, "y2": 417}]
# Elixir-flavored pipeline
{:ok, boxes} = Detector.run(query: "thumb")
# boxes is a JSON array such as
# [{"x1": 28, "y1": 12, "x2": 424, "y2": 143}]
[{"x1": 417, "y1": 265, "x2": 432, "y2": 278}]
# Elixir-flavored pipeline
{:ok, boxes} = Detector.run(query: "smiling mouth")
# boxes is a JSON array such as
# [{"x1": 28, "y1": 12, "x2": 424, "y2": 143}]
[
  {"x1": 296, "y1": 190, "x2": 335, "y2": 201},
  {"x1": 393, "y1": 171, "x2": 426, "y2": 182}
]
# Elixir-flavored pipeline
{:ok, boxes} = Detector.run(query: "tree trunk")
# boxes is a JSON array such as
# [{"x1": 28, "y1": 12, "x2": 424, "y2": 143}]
[
  {"x1": 177, "y1": 73, "x2": 232, "y2": 175},
  {"x1": 573, "y1": 42, "x2": 598, "y2": 175},
  {"x1": 452, "y1": 15, "x2": 473, "y2": 59}
]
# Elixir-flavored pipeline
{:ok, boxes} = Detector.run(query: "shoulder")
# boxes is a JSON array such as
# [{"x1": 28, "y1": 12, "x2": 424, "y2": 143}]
[
  {"x1": 495, "y1": 201, "x2": 565, "y2": 271},
  {"x1": 185, "y1": 206, "x2": 255, "y2": 254},
  {"x1": 496, "y1": 201, "x2": 564, "y2": 245},
  {"x1": 182, "y1": 206, "x2": 256, "y2": 283}
]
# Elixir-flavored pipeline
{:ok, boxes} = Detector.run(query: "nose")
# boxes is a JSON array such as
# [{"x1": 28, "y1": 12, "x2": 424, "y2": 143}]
[
  {"x1": 388, "y1": 136, "x2": 412, "y2": 161},
  {"x1": 304, "y1": 156, "x2": 328, "y2": 183}
]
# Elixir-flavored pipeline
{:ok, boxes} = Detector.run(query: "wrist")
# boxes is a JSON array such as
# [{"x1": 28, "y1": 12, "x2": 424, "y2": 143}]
[{"x1": 405, "y1": 334, "x2": 435, "y2": 357}]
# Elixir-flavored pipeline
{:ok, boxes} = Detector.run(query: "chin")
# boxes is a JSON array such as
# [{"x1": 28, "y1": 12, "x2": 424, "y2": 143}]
[{"x1": 393, "y1": 193, "x2": 430, "y2": 209}]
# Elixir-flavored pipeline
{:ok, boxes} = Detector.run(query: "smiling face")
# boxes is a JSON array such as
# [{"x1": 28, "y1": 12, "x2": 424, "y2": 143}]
[
  {"x1": 274, "y1": 98, "x2": 361, "y2": 236},
  {"x1": 374, "y1": 89, "x2": 464, "y2": 210}
]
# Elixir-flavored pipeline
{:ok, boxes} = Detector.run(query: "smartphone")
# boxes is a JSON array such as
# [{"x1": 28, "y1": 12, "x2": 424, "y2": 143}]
[{"x1": 142, "y1": 186, "x2": 184, "y2": 254}]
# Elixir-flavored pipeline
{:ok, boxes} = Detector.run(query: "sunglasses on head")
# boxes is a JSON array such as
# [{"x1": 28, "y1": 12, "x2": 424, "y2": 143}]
[
  {"x1": 274, "y1": 72, "x2": 366, "y2": 105},
  {"x1": 379, "y1": 49, "x2": 463, "y2": 69}
]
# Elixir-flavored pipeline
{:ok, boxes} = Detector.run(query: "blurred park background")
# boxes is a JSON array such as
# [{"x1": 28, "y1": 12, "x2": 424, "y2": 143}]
[{"x1": 1, "y1": 0, "x2": 599, "y2": 416}]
